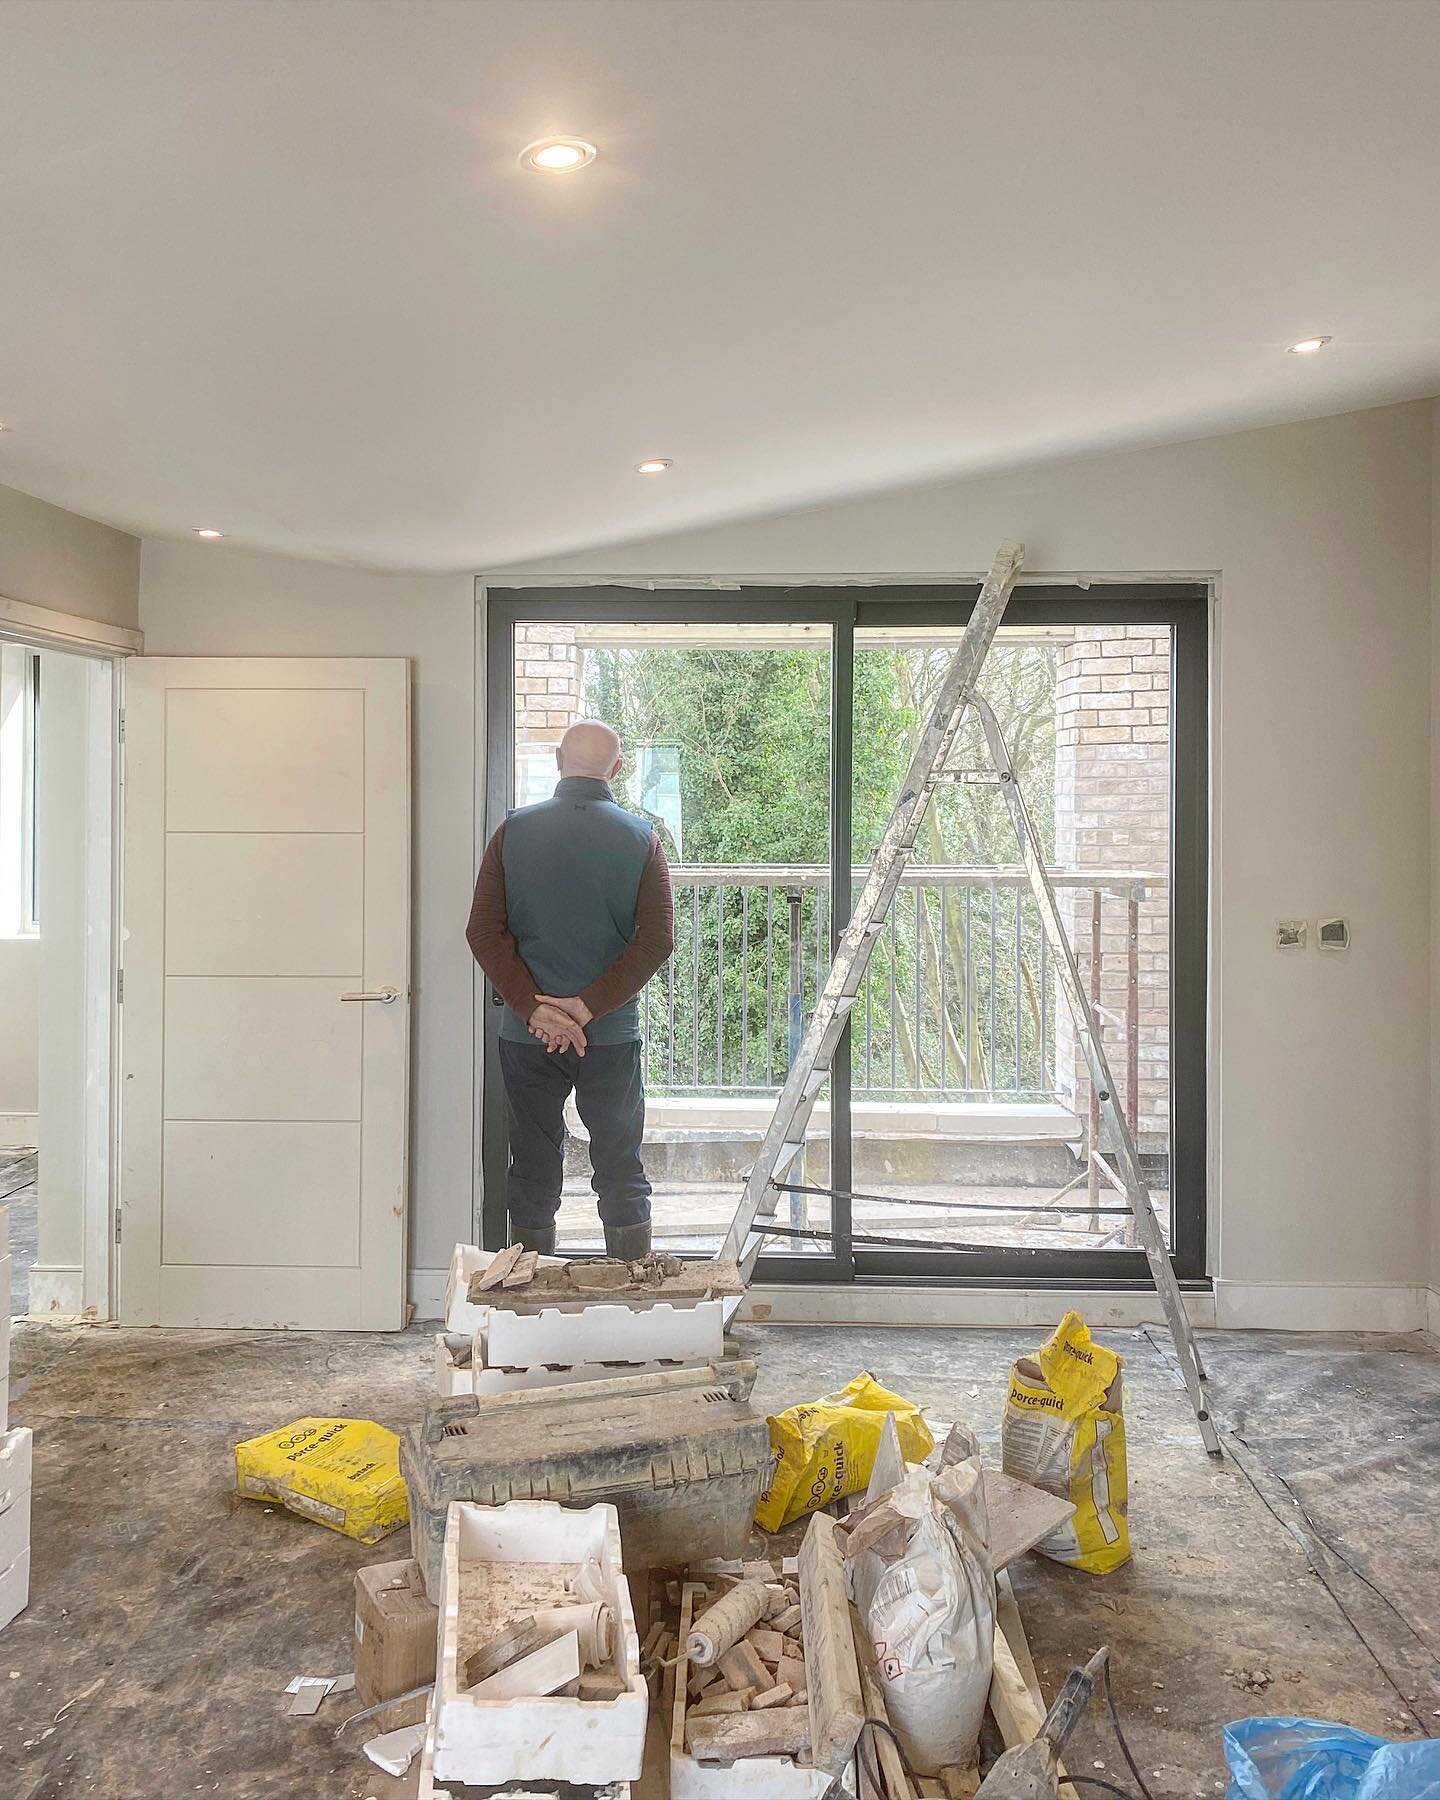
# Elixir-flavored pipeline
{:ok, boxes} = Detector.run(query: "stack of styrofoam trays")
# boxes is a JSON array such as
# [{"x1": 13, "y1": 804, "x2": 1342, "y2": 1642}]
[
  {"x1": 438, "y1": 1243, "x2": 726, "y2": 1395},
  {"x1": 0, "y1": 1205, "x2": 30, "y2": 1635}
]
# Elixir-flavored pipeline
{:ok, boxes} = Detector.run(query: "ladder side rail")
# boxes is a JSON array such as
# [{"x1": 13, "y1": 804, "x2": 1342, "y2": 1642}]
[{"x1": 973, "y1": 697, "x2": 1219, "y2": 1455}]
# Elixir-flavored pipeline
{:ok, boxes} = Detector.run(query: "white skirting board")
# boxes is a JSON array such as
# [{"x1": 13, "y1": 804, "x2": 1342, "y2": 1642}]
[
  {"x1": 740, "y1": 1281, "x2": 1436, "y2": 1332},
  {"x1": 0, "y1": 1115, "x2": 37, "y2": 1150},
  {"x1": 26, "y1": 1261, "x2": 83, "y2": 1318},
  {"x1": 738, "y1": 1283, "x2": 1219, "y2": 1331}
]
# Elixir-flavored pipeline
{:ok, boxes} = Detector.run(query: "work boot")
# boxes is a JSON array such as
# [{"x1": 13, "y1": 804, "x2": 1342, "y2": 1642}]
[
  {"x1": 603, "y1": 1219, "x2": 651, "y2": 1261},
  {"x1": 511, "y1": 1224, "x2": 557, "y2": 1256}
]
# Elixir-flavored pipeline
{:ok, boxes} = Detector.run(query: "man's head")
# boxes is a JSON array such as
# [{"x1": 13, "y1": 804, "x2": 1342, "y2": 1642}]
[{"x1": 557, "y1": 719, "x2": 623, "y2": 782}]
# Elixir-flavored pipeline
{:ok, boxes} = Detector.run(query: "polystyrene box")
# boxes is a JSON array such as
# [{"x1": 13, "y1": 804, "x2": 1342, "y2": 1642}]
[
  {"x1": 0, "y1": 1427, "x2": 33, "y2": 1634},
  {"x1": 444, "y1": 1243, "x2": 727, "y2": 1370},
  {"x1": 443, "y1": 1244, "x2": 567, "y2": 1336},
  {"x1": 433, "y1": 1500, "x2": 647, "y2": 1788},
  {"x1": 434, "y1": 1334, "x2": 722, "y2": 1400}
]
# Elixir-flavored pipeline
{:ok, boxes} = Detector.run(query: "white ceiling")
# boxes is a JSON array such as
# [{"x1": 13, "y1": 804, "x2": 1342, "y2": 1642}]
[{"x1": 1, "y1": 0, "x2": 1438, "y2": 573}]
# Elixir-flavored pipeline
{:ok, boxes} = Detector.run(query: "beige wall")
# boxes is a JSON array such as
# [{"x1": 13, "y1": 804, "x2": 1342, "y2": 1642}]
[
  {"x1": 137, "y1": 542, "x2": 477, "y2": 1275},
  {"x1": 0, "y1": 936, "x2": 39, "y2": 1132},
  {"x1": 1433, "y1": 401, "x2": 1440, "y2": 1303},
  {"x1": 496, "y1": 399, "x2": 1437, "y2": 1321},
  {"x1": 0, "y1": 479, "x2": 140, "y2": 631}
]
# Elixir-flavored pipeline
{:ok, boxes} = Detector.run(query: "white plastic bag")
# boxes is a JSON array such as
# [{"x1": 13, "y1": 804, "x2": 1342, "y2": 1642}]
[{"x1": 846, "y1": 1448, "x2": 996, "y2": 1774}]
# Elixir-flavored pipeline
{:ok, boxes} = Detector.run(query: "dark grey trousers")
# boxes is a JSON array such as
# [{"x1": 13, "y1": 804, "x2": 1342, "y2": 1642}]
[{"x1": 497, "y1": 1037, "x2": 652, "y2": 1230}]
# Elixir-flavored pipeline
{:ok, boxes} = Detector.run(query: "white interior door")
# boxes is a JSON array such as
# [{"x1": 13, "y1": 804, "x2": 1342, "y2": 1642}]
[{"x1": 120, "y1": 658, "x2": 410, "y2": 1328}]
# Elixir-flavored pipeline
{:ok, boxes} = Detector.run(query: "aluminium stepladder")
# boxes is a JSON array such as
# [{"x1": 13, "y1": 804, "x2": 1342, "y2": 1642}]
[{"x1": 717, "y1": 540, "x2": 1219, "y2": 1455}]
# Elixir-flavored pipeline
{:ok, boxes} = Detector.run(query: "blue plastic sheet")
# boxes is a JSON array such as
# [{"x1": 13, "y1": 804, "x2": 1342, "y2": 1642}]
[{"x1": 1224, "y1": 1717, "x2": 1440, "y2": 1799}]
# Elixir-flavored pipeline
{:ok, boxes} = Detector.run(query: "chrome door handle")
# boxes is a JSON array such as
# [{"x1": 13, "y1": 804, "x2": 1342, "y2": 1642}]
[{"x1": 340, "y1": 985, "x2": 401, "y2": 1003}]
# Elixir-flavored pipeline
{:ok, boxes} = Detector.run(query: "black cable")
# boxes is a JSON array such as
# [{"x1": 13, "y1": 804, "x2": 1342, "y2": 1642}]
[{"x1": 1100, "y1": 1656, "x2": 1156, "y2": 1800}]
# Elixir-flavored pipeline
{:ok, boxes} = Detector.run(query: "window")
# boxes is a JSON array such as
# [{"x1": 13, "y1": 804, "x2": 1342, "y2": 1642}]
[{"x1": 0, "y1": 644, "x2": 41, "y2": 938}]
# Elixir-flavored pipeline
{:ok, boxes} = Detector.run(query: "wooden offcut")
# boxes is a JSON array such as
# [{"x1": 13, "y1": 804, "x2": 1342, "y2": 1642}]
[
  {"x1": 799, "y1": 1511, "x2": 867, "y2": 1776},
  {"x1": 988, "y1": 1571, "x2": 1078, "y2": 1800},
  {"x1": 982, "y1": 1469, "x2": 1076, "y2": 1572}
]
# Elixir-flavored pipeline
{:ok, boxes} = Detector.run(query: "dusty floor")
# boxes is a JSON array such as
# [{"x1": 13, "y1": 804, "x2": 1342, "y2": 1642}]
[{"x1": 1, "y1": 1316, "x2": 1437, "y2": 1799}]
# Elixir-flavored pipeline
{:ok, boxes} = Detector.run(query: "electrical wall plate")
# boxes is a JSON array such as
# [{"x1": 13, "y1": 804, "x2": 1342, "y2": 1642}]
[
  {"x1": 1317, "y1": 917, "x2": 1350, "y2": 951},
  {"x1": 1275, "y1": 919, "x2": 1307, "y2": 951}
]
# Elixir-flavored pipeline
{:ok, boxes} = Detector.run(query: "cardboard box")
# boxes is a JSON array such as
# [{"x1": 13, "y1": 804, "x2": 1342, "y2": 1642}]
[{"x1": 355, "y1": 1556, "x2": 439, "y2": 1729}]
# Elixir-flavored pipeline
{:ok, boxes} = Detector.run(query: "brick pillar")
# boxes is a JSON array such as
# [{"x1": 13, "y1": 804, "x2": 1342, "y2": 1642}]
[
  {"x1": 513, "y1": 623, "x2": 583, "y2": 802},
  {"x1": 1053, "y1": 626, "x2": 1171, "y2": 1155}
]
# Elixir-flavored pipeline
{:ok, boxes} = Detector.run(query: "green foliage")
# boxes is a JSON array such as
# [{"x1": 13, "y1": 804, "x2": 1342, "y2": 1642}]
[{"x1": 584, "y1": 635, "x2": 1058, "y2": 1098}]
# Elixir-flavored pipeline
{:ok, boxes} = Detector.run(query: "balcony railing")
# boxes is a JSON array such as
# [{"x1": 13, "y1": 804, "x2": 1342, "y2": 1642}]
[{"x1": 640, "y1": 864, "x2": 1159, "y2": 1114}]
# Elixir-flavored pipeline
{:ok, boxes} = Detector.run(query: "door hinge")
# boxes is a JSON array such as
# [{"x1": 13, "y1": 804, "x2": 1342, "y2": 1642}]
[
  {"x1": 116, "y1": 968, "x2": 124, "y2": 1003},
  {"x1": 117, "y1": 707, "x2": 125, "y2": 743},
  {"x1": 115, "y1": 1208, "x2": 122, "y2": 1245}
]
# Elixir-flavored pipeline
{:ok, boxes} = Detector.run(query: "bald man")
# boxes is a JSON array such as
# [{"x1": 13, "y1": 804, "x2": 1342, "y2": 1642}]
[{"x1": 467, "y1": 720, "x2": 675, "y2": 1258}]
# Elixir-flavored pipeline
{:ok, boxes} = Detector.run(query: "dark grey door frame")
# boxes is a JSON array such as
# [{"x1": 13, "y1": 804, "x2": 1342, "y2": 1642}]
[{"x1": 482, "y1": 581, "x2": 1209, "y2": 1288}]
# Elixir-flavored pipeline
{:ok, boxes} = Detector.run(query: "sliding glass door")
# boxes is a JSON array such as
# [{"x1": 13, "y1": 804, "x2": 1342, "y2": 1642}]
[{"x1": 484, "y1": 584, "x2": 1207, "y2": 1287}]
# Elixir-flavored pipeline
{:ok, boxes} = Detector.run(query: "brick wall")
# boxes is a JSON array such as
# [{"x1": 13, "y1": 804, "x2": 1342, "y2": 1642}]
[
  {"x1": 1053, "y1": 625, "x2": 1171, "y2": 1152},
  {"x1": 514, "y1": 623, "x2": 583, "y2": 769}
]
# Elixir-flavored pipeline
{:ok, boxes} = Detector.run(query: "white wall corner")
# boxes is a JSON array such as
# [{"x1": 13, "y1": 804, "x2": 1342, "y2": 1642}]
[
  {"x1": 1426, "y1": 1286, "x2": 1440, "y2": 1342},
  {"x1": 26, "y1": 1260, "x2": 84, "y2": 1317},
  {"x1": 408, "y1": 1266, "x2": 448, "y2": 1321},
  {"x1": 1213, "y1": 1279, "x2": 1426, "y2": 1333},
  {"x1": 0, "y1": 1114, "x2": 37, "y2": 1149}
]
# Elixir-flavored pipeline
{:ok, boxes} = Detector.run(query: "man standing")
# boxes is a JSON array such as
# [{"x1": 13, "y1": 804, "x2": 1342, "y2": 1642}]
[{"x1": 467, "y1": 720, "x2": 675, "y2": 1258}]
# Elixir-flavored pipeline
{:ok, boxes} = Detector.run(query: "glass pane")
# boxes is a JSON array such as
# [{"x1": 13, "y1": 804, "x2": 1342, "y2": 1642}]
[
  {"x1": 510, "y1": 620, "x2": 833, "y2": 1256},
  {"x1": 851, "y1": 622, "x2": 1174, "y2": 1255}
]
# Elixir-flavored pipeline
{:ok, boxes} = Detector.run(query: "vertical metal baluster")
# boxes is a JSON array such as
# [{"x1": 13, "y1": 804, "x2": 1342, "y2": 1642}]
[
  {"x1": 765, "y1": 886, "x2": 774, "y2": 1087},
  {"x1": 865, "y1": 937, "x2": 873, "y2": 1094},
  {"x1": 1014, "y1": 887, "x2": 1023, "y2": 1091},
  {"x1": 939, "y1": 883, "x2": 948, "y2": 1091},
  {"x1": 666, "y1": 931, "x2": 675, "y2": 1089},
  {"x1": 716, "y1": 886, "x2": 724, "y2": 1090},
  {"x1": 741, "y1": 886, "x2": 750, "y2": 1090},
  {"x1": 691, "y1": 884, "x2": 700, "y2": 1089},
  {"x1": 889, "y1": 893, "x2": 898, "y2": 1095},
  {"x1": 1039, "y1": 905, "x2": 1049, "y2": 1095},
  {"x1": 988, "y1": 886, "x2": 997, "y2": 1099},
  {"x1": 914, "y1": 886, "x2": 923, "y2": 1095},
  {"x1": 963, "y1": 886, "x2": 973, "y2": 1095}
]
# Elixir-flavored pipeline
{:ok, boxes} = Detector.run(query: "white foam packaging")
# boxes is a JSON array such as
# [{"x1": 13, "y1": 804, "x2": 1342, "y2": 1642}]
[
  {"x1": 433, "y1": 1334, "x2": 713, "y2": 1399},
  {"x1": 0, "y1": 1425, "x2": 32, "y2": 1633},
  {"x1": 444, "y1": 1243, "x2": 726, "y2": 1370},
  {"x1": 432, "y1": 1500, "x2": 647, "y2": 1789}
]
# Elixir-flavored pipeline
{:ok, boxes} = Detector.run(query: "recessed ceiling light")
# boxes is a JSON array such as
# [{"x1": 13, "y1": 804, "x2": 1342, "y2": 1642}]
[
  {"x1": 1287, "y1": 336, "x2": 1331, "y2": 355},
  {"x1": 520, "y1": 137, "x2": 597, "y2": 175},
  {"x1": 635, "y1": 459, "x2": 672, "y2": 475},
  {"x1": 194, "y1": 528, "x2": 224, "y2": 539}
]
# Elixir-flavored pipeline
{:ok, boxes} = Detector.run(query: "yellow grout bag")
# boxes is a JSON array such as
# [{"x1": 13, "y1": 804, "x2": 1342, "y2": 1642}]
[
  {"x1": 754, "y1": 1372, "x2": 935, "y2": 1532},
  {"x1": 1000, "y1": 1312, "x2": 1130, "y2": 1574},
  {"x1": 235, "y1": 1417, "x2": 409, "y2": 1545}
]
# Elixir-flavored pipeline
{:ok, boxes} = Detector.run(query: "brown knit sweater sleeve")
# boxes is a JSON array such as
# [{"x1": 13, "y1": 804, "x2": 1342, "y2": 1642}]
[
  {"x1": 465, "y1": 823, "x2": 540, "y2": 1019},
  {"x1": 578, "y1": 834, "x2": 676, "y2": 1019}
]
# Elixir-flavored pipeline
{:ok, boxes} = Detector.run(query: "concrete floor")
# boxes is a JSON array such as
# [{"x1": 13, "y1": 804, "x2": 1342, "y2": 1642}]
[{"x1": 2, "y1": 1316, "x2": 1437, "y2": 1799}]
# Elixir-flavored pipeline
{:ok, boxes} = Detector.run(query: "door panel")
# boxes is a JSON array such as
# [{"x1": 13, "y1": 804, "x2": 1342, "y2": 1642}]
[
  {"x1": 164, "y1": 686, "x2": 366, "y2": 832},
  {"x1": 161, "y1": 1121, "x2": 361, "y2": 1267},
  {"x1": 163, "y1": 977, "x2": 363, "y2": 1119},
  {"x1": 165, "y1": 834, "x2": 364, "y2": 976},
  {"x1": 121, "y1": 658, "x2": 409, "y2": 1328}
]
